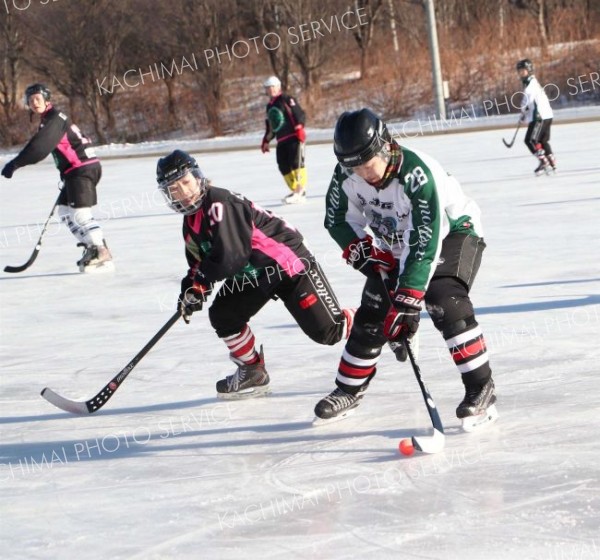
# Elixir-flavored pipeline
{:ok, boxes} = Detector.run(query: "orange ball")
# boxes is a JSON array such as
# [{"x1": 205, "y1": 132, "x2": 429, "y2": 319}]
[{"x1": 399, "y1": 438, "x2": 415, "y2": 456}]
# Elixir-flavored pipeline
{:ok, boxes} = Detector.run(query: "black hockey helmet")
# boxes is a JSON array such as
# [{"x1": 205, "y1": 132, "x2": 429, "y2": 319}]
[
  {"x1": 516, "y1": 59, "x2": 534, "y2": 73},
  {"x1": 24, "y1": 83, "x2": 51, "y2": 104},
  {"x1": 157, "y1": 150, "x2": 207, "y2": 215},
  {"x1": 333, "y1": 108, "x2": 392, "y2": 167}
]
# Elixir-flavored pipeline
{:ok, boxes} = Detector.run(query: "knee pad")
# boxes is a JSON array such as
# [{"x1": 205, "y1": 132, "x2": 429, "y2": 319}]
[
  {"x1": 345, "y1": 314, "x2": 386, "y2": 360},
  {"x1": 426, "y1": 277, "x2": 474, "y2": 333},
  {"x1": 438, "y1": 314, "x2": 478, "y2": 340},
  {"x1": 426, "y1": 298, "x2": 475, "y2": 333}
]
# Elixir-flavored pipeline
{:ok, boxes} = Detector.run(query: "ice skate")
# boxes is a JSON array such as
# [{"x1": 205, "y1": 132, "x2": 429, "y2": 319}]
[
  {"x1": 77, "y1": 241, "x2": 114, "y2": 273},
  {"x1": 282, "y1": 189, "x2": 306, "y2": 205},
  {"x1": 216, "y1": 347, "x2": 270, "y2": 400},
  {"x1": 457, "y1": 378, "x2": 498, "y2": 432},
  {"x1": 547, "y1": 154, "x2": 557, "y2": 172},
  {"x1": 534, "y1": 153, "x2": 551, "y2": 176},
  {"x1": 313, "y1": 384, "x2": 369, "y2": 425}
]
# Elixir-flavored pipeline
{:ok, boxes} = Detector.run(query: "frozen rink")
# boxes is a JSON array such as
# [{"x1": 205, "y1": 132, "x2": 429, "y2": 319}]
[{"x1": 1, "y1": 121, "x2": 599, "y2": 559}]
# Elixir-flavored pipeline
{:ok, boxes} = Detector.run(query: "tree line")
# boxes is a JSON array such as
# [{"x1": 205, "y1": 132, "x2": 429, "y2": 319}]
[{"x1": 1, "y1": 0, "x2": 598, "y2": 147}]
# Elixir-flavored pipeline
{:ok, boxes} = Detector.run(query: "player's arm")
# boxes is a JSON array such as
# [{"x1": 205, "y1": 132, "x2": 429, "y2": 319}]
[
  {"x1": 397, "y1": 163, "x2": 443, "y2": 293},
  {"x1": 261, "y1": 117, "x2": 274, "y2": 152},
  {"x1": 324, "y1": 165, "x2": 368, "y2": 250},
  {"x1": 12, "y1": 113, "x2": 67, "y2": 169},
  {"x1": 288, "y1": 96, "x2": 306, "y2": 126}
]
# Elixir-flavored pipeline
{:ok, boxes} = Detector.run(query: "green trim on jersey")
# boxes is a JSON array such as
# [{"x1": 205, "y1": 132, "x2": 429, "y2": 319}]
[
  {"x1": 189, "y1": 239, "x2": 262, "y2": 281},
  {"x1": 397, "y1": 149, "x2": 442, "y2": 291},
  {"x1": 324, "y1": 164, "x2": 357, "y2": 250},
  {"x1": 267, "y1": 106, "x2": 286, "y2": 133},
  {"x1": 448, "y1": 213, "x2": 477, "y2": 235}
]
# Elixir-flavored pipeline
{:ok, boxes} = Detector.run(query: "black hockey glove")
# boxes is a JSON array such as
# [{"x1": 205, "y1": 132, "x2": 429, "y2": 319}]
[
  {"x1": 383, "y1": 289, "x2": 424, "y2": 341},
  {"x1": 1, "y1": 161, "x2": 16, "y2": 179},
  {"x1": 178, "y1": 276, "x2": 212, "y2": 324}
]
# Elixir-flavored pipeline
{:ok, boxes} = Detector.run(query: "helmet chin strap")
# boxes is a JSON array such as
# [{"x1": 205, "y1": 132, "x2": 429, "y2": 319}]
[{"x1": 370, "y1": 143, "x2": 402, "y2": 190}]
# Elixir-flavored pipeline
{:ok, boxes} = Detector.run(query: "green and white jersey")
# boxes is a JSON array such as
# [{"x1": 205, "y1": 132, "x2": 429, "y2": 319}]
[{"x1": 324, "y1": 146, "x2": 483, "y2": 292}]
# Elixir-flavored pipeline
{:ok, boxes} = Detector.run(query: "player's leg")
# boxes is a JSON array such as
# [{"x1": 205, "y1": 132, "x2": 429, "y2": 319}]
[
  {"x1": 59, "y1": 165, "x2": 112, "y2": 272},
  {"x1": 279, "y1": 258, "x2": 353, "y2": 345},
  {"x1": 425, "y1": 234, "x2": 496, "y2": 423},
  {"x1": 314, "y1": 276, "x2": 388, "y2": 421},
  {"x1": 208, "y1": 278, "x2": 272, "y2": 399}
]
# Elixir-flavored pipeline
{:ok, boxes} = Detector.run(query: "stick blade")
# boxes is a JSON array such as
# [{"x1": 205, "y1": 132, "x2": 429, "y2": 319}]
[
  {"x1": 4, "y1": 260, "x2": 34, "y2": 273},
  {"x1": 412, "y1": 427, "x2": 445, "y2": 454},
  {"x1": 502, "y1": 138, "x2": 513, "y2": 148},
  {"x1": 4, "y1": 265, "x2": 28, "y2": 273},
  {"x1": 4, "y1": 247, "x2": 40, "y2": 273},
  {"x1": 41, "y1": 388, "x2": 90, "y2": 414}
]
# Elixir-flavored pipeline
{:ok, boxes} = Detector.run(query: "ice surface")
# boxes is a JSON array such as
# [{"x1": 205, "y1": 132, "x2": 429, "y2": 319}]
[{"x1": 1, "y1": 121, "x2": 599, "y2": 559}]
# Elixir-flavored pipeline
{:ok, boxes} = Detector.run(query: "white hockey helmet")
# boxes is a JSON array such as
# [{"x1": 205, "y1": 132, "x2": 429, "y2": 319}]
[{"x1": 263, "y1": 76, "x2": 281, "y2": 89}]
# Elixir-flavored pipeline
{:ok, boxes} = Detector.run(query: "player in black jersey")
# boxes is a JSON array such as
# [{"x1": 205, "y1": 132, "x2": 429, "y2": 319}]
[
  {"x1": 1, "y1": 83, "x2": 112, "y2": 272},
  {"x1": 157, "y1": 150, "x2": 354, "y2": 399},
  {"x1": 261, "y1": 76, "x2": 307, "y2": 205}
]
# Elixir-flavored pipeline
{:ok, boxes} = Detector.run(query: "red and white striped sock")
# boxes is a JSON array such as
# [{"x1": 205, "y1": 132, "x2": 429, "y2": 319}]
[
  {"x1": 222, "y1": 325, "x2": 259, "y2": 365},
  {"x1": 445, "y1": 323, "x2": 490, "y2": 384},
  {"x1": 335, "y1": 347, "x2": 379, "y2": 392}
]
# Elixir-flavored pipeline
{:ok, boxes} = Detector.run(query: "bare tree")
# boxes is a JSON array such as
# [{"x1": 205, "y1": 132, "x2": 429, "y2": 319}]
[
  {"x1": 273, "y1": 0, "x2": 336, "y2": 104},
  {"x1": 122, "y1": 0, "x2": 182, "y2": 131},
  {"x1": 1, "y1": 0, "x2": 598, "y2": 146},
  {"x1": 166, "y1": 0, "x2": 239, "y2": 136},
  {"x1": 23, "y1": 0, "x2": 131, "y2": 143},
  {"x1": 0, "y1": 13, "x2": 26, "y2": 144},
  {"x1": 352, "y1": 0, "x2": 386, "y2": 79},
  {"x1": 248, "y1": 0, "x2": 294, "y2": 90},
  {"x1": 509, "y1": 0, "x2": 549, "y2": 44}
]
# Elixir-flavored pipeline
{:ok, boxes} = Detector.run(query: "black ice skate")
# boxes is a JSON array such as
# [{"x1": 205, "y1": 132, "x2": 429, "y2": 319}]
[
  {"x1": 456, "y1": 378, "x2": 499, "y2": 432},
  {"x1": 313, "y1": 383, "x2": 369, "y2": 425},
  {"x1": 216, "y1": 347, "x2": 270, "y2": 400},
  {"x1": 77, "y1": 241, "x2": 114, "y2": 273}
]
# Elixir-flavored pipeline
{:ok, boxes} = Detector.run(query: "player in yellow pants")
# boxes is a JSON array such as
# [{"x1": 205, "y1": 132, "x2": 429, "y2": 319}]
[{"x1": 260, "y1": 76, "x2": 307, "y2": 204}]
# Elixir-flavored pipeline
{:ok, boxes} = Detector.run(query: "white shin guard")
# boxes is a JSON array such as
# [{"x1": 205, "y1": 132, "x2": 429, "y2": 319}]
[{"x1": 58, "y1": 205, "x2": 104, "y2": 246}]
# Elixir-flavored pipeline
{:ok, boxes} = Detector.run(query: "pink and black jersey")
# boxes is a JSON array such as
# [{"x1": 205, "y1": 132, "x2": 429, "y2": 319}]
[
  {"x1": 182, "y1": 186, "x2": 311, "y2": 287},
  {"x1": 12, "y1": 104, "x2": 99, "y2": 178}
]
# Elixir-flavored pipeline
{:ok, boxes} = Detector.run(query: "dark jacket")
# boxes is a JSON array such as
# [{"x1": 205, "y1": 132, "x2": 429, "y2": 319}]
[
  {"x1": 182, "y1": 186, "x2": 311, "y2": 291},
  {"x1": 263, "y1": 94, "x2": 305, "y2": 144},
  {"x1": 12, "y1": 104, "x2": 100, "y2": 178}
]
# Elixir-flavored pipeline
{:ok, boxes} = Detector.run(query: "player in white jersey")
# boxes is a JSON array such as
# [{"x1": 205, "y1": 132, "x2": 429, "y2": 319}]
[
  {"x1": 314, "y1": 108, "x2": 497, "y2": 429},
  {"x1": 516, "y1": 59, "x2": 557, "y2": 175}
]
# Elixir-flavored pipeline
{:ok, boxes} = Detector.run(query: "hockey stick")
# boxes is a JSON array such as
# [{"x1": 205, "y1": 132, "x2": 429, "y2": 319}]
[
  {"x1": 41, "y1": 310, "x2": 181, "y2": 414},
  {"x1": 4, "y1": 191, "x2": 62, "y2": 273},
  {"x1": 502, "y1": 120, "x2": 521, "y2": 148},
  {"x1": 294, "y1": 140, "x2": 305, "y2": 192},
  {"x1": 381, "y1": 271, "x2": 445, "y2": 454}
]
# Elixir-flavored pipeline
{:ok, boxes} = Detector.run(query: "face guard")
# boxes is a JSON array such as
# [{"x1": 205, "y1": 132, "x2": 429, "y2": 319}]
[{"x1": 157, "y1": 150, "x2": 207, "y2": 215}]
